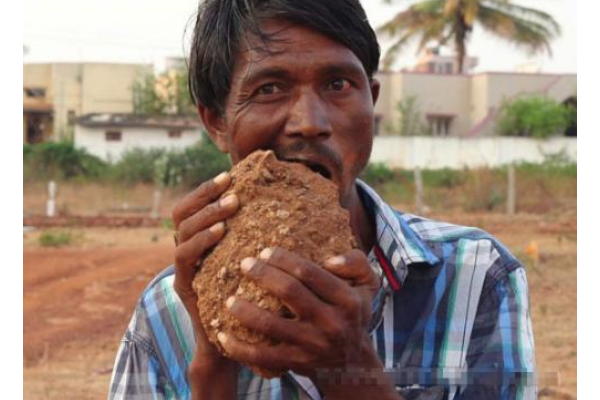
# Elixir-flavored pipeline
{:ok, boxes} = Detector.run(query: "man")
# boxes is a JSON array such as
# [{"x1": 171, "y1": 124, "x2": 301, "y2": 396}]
[{"x1": 109, "y1": 0, "x2": 535, "y2": 399}]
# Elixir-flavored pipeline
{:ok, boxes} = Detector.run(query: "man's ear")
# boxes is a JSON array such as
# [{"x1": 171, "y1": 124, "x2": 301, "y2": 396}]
[
  {"x1": 370, "y1": 78, "x2": 381, "y2": 106},
  {"x1": 197, "y1": 105, "x2": 229, "y2": 153}
]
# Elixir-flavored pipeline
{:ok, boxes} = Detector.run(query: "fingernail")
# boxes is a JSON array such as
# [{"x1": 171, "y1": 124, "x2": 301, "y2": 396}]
[
  {"x1": 213, "y1": 172, "x2": 230, "y2": 185},
  {"x1": 226, "y1": 296, "x2": 236, "y2": 309},
  {"x1": 259, "y1": 248, "x2": 273, "y2": 260},
  {"x1": 240, "y1": 257, "x2": 256, "y2": 272},
  {"x1": 209, "y1": 222, "x2": 225, "y2": 233},
  {"x1": 326, "y1": 256, "x2": 345, "y2": 266},
  {"x1": 217, "y1": 332, "x2": 227, "y2": 345},
  {"x1": 220, "y1": 194, "x2": 238, "y2": 207}
]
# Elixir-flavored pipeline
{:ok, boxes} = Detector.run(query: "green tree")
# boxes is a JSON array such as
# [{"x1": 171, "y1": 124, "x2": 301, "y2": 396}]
[
  {"x1": 378, "y1": 0, "x2": 560, "y2": 73},
  {"x1": 23, "y1": 140, "x2": 107, "y2": 181},
  {"x1": 132, "y1": 72, "x2": 167, "y2": 115},
  {"x1": 132, "y1": 70, "x2": 196, "y2": 116},
  {"x1": 497, "y1": 96, "x2": 571, "y2": 138},
  {"x1": 173, "y1": 71, "x2": 197, "y2": 115},
  {"x1": 395, "y1": 95, "x2": 431, "y2": 136}
]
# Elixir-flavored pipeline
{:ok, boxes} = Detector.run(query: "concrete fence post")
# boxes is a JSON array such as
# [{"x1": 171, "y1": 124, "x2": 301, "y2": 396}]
[
  {"x1": 46, "y1": 180, "x2": 56, "y2": 218},
  {"x1": 414, "y1": 167, "x2": 424, "y2": 215},
  {"x1": 507, "y1": 163, "x2": 516, "y2": 216},
  {"x1": 151, "y1": 187, "x2": 162, "y2": 219}
]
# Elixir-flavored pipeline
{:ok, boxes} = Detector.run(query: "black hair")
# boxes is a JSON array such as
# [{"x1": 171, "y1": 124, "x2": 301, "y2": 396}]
[{"x1": 188, "y1": 0, "x2": 380, "y2": 116}]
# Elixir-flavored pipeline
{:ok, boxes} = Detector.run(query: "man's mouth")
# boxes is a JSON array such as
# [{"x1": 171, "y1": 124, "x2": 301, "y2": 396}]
[{"x1": 283, "y1": 157, "x2": 333, "y2": 180}]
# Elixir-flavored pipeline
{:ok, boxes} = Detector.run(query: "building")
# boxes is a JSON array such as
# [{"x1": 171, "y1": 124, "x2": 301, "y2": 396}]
[
  {"x1": 74, "y1": 113, "x2": 204, "y2": 162},
  {"x1": 23, "y1": 62, "x2": 151, "y2": 143},
  {"x1": 374, "y1": 70, "x2": 577, "y2": 137},
  {"x1": 411, "y1": 47, "x2": 478, "y2": 75}
]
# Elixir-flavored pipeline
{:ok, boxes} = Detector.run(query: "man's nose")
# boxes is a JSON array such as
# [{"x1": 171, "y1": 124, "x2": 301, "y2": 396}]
[{"x1": 284, "y1": 89, "x2": 332, "y2": 139}]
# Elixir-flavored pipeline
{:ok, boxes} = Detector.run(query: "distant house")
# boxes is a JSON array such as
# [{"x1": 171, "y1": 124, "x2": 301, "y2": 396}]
[
  {"x1": 23, "y1": 62, "x2": 151, "y2": 143},
  {"x1": 74, "y1": 113, "x2": 204, "y2": 162},
  {"x1": 374, "y1": 51, "x2": 577, "y2": 137}
]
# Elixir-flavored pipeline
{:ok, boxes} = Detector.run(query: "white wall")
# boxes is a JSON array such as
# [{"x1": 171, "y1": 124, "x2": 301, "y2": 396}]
[
  {"x1": 370, "y1": 136, "x2": 577, "y2": 169},
  {"x1": 75, "y1": 126, "x2": 203, "y2": 162}
]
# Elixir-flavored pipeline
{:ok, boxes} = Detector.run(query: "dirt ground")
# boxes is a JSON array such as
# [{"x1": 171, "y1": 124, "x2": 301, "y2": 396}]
[{"x1": 23, "y1": 209, "x2": 577, "y2": 399}]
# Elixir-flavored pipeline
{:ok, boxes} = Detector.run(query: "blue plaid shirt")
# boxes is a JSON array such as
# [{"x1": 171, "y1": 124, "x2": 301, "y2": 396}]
[{"x1": 109, "y1": 180, "x2": 536, "y2": 399}]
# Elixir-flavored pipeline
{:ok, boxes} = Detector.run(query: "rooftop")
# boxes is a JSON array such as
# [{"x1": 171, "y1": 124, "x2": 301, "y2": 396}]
[{"x1": 75, "y1": 113, "x2": 204, "y2": 130}]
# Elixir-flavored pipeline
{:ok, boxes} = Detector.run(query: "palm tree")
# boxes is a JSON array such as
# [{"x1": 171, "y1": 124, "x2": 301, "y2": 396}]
[{"x1": 377, "y1": 0, "x2": 561, "y2": 73}]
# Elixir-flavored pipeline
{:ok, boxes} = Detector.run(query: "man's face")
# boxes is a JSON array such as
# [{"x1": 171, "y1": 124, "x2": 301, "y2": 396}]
[{"x1": 204, "y1": 19, "x2": 380, "y2": 207}]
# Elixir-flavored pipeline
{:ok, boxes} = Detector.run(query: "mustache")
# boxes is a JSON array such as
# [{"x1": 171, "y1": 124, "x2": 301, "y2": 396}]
[{"x1": 272, "y1": 142, "x2": 342, "y2": 176}]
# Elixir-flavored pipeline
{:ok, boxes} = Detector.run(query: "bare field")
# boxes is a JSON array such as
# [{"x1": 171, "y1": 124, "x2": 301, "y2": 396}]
[{"x1": 23, "y1": 210, "x2": 576, "y2": 399}]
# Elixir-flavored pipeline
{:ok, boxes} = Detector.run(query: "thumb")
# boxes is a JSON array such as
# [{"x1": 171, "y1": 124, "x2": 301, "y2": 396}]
[{"x1": 323, "y1": 249, "x2": 378, "y2": 288}]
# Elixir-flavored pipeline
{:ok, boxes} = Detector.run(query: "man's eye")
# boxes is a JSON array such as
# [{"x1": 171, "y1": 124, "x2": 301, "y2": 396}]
[
  {"x1": 329, "y1": 78, "x2": 351, "y2": 91},
  {"x1": 256, "y1": 83, "x2": 282, "y2": 95}
]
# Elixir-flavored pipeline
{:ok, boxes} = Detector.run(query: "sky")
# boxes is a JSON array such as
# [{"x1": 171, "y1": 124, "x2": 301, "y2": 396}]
[{"x1": 22, "y1": 0, "x2": 577, "y2": 74}]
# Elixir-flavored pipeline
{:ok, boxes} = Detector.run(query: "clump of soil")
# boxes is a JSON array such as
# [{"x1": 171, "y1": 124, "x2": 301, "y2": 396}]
[{"x1": 192, "y1": 150, "x2": 357, "y2": 378}]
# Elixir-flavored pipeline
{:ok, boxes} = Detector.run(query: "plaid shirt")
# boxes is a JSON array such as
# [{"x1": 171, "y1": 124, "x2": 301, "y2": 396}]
[{"x1": 109, "y1": 180, "x2": 536, "y2": 399}]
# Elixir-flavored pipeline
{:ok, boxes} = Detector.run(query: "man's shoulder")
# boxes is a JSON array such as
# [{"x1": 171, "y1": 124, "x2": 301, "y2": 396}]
[
  {"x1": 135, "y1": 265, "x2": 178, "y2": 311},
  {"x1": 128, "y1": 265, "x2": 189, "y2": 335},
  {"x1": 399, "y1": 212, "x2": 494, "y2": 243},
  {"x1": 396, "y1": 211, "x2": 524, "y2": 284}
]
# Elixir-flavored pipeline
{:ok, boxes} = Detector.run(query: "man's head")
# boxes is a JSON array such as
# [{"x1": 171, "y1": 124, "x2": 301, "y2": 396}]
[{"x1": 188, "y1": 0, "x2": 381, "y2": 206}]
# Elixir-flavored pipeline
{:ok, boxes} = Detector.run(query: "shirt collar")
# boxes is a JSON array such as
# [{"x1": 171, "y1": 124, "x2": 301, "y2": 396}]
[{"x1": 356, "y1": 179, "x2": 439, "y2": 287}]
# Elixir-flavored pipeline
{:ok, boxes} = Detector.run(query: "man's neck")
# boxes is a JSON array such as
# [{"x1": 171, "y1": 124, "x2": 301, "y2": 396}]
[{"x1": 344, "y1": 184, "x2": 376, "y2": 253}]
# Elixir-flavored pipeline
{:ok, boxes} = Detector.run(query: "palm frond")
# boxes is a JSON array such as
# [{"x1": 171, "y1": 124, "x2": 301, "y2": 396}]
[
  {"x1": 443, "y1": 0, "x2": 462, "y2": 16},
  {"x1": 464, "y1": 0, "x2": 481, "y2": 27},
  {"x1": 382, "y1": 34, "x2": 414, "y2": 69},
  {"x1": 477, "y1": 4, "x2": 557, "y2": 55},
  {"x1": 377, "y1": 0, "x2": 561, "y2": 68},
  {"x1": 377, "y1": 0, "x2": 445, "y2": 37},
  {"x1": 416, "y1": 19, "x2": 452, "y2": 53},
  {"x1": 482, "y1": 0, "x2": 561, "y2": 35}
]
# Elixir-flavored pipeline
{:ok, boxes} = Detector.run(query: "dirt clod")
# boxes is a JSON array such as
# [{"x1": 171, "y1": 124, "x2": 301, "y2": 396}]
[{"x1": 192, "y1": 150, "x2": 357, "y2": 377}]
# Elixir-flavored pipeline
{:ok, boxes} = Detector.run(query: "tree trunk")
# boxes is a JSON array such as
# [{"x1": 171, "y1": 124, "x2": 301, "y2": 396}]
[{"x1": 455, "y1": 10, "x2": 467, "y2": 74}]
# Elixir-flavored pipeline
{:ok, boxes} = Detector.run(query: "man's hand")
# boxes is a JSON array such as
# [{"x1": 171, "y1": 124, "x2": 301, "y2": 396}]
[
  {"x1": 218, "y1": 247, "x2": 399, "y2": 399},
  {"x1": 171, "y1": 172, "x2": 240, "y2": 399}
]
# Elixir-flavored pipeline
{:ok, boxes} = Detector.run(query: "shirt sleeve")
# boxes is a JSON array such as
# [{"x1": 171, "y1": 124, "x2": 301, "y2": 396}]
[
  {"x1": 457, "y1": 266, "x2": 537, "y2": 400},
  {"x1": 108, "y1": 312, "x2": 175, "y2": 400}
]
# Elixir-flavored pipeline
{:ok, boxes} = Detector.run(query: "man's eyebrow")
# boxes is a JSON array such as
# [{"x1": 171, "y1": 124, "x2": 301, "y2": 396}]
[
  {"x1": 241, "y1": 67, "x2": 292, "y2": 88},
  {"x1": 319, "y1": 62, "x2": 366, "y2": 78}
]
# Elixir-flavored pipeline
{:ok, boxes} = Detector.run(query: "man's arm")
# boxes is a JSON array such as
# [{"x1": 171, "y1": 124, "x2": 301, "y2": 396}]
[
  {"x1": 171, "y1": 171, "x2": 242, "y2": 400},
  {"x1": 109, "y1": 172, "x2": 242, "y2": 399}
]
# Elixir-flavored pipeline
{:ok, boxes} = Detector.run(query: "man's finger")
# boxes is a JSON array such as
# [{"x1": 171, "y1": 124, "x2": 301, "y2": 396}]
[
  {"x1": 177, "y1": 193, "x2": 239, "y2": 243},
  {"x1": 174, "y1": 222, "x2": 226, "y2": 294},
  {"x1": 217, "y1": 332, "x2": 314, "y2": 373},
  {"x1": 256, "y1": 247, "x2": 355, "y2": 306},
  {"x1": 226, "y1": 297, "x2": 325, "y2": 353},
  {"x1": 239, "y1": 258, "x2": 322, "y2": 319},
  {"x1": 172, "y1": 172, "x2": 231, "y2": 227},
  {"x1": 323, "y1": 249, "x2": 380, "y2": 289}
]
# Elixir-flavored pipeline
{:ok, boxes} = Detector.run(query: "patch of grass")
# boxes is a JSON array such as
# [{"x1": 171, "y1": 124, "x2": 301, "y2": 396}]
[
  {"x1": 161, "y1": 218, "x2": 174, "y2": 230},
  {"x1": 368, "y1": 159, "x2": 576, "y2": 213},
  {"x1": 39, "y1": 231, "x2": 73, "y2": 247},
  {"x1": 422, "y1": 168, "x2": 466, "y2": 188},
  {"x1": 359, "y1": 162, "x2": 395, "y2": 186}
]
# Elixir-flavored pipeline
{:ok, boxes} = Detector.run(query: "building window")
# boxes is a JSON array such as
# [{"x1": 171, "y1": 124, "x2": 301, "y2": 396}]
[
  {"x1": 105, "y1": 131, "x2": 122, "y2": 141},
  {"x1": 168, "y1": 130, "x2": 183, "y2": 138},
  {"x1": 67, "y1": 110, "x2": 76, "y2": 126},
  {"x1": 427, "y1": 115, "x2": 453, "y2": 136},
  {"x1": 24, "y1": 87, "x2": 46, "y2": 98}
]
